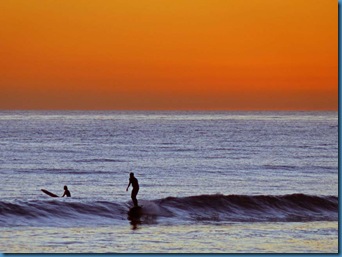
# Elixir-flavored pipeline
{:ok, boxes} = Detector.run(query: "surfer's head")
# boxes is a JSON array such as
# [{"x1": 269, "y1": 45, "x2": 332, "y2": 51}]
[
  {"x1": 130, "y1": 172, "x2": 134, "y2": 177},
  {"x1": 64, "y1": 185, "x2": 68, "y2": 190}
]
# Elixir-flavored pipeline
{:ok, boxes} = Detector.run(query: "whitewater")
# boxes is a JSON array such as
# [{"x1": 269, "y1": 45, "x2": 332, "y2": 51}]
[{"x1": 0, "y1": 111, "x2": 338, "y2": 253}]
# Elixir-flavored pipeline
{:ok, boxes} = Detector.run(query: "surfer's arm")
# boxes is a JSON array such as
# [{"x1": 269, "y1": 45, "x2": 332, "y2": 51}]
[
  {"x1": 62, "y1": 192, "x2": 66, "y2": 197},
  {"x1": 126, "y1": 181, "x2": 131, "y2": 191}
]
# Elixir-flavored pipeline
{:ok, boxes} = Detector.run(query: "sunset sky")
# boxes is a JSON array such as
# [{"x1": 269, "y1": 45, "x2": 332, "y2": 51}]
[{"x1": 0, "y1": 0, "x2": 337, "y2": 110}]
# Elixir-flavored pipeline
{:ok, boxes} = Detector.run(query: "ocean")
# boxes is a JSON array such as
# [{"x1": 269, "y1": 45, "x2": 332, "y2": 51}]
[{"x1": 0, "y1": 111, "x2": 338, "y2": 253}]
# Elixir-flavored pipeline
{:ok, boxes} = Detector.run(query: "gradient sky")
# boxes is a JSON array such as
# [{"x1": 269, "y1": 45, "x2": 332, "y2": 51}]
[{"x1": 0, "y1": 0, "x2": 337, "y2": 110}]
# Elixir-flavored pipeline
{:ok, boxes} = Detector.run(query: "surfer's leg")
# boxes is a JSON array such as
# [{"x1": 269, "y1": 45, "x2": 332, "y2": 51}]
[{"x1": 132, "y1": 189, "x2": 138, "y2": 207}]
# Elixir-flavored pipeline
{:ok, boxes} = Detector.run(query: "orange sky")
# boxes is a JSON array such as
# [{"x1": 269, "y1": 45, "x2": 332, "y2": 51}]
[{"x1": 0, "y1": 0, "x2": 337, "y2": 110}]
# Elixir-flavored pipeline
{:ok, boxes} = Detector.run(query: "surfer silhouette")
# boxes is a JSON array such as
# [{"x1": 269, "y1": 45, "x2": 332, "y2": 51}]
[
  {"x1": 62, "y1": 185, "x2": 71, "y2": 197},
  {"x1": 126, "y1": 172, "x2": 139, "y2": 207}
]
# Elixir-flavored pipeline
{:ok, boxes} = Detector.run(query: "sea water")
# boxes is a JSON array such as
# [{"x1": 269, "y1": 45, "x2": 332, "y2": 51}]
[{"x1": 0, "y1": 111, "x2": 338, "y2": 253}]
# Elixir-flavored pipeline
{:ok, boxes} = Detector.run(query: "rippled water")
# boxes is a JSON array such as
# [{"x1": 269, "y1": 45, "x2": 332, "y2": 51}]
[{"x1": 0, "y1": 111, "x2": 338, "y2": 253}]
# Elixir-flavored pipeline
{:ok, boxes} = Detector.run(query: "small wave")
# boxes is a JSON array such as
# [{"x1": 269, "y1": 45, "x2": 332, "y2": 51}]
[
  {"x1": 75, "y1": 158, "x2": 127, "y2": 163},
  {"x1": 263, "y1": 165, "x2": 297, "y2": 171},
  {"x1": 156, "y1": 194, "x2": 338, "y2": 222},
  {"x1": 0, "y1": 200, "x2": 127, "y2": 227},
  {"x1": 18, "y1": 168, "x2": 76, "y2": 174},
  {"x1": 0, "y1": 194, "x2": 337, "y2": 227},
  {"x1": 22, "y1": 168, "x2": 115, "y2": 175}
]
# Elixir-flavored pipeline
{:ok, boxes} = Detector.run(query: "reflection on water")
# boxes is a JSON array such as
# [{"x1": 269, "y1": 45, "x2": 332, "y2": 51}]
[
  {"x1": 128, "y1": 214, "x2": 159, "y2": 231},
  {"x1": 1, "y1": 222, "x2": 337, "y2": 253},
  {"x1": 129, "y1": 217, "x2": 141, "y2": 230}
]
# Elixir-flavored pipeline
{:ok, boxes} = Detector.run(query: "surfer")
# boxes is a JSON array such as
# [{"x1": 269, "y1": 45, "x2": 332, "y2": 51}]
[
  {"x1": 126, "y1": 172, "x2": 139, "y2": 207},
  {"x1": 62, "y1": 185, "x2": 71, "y2": 197}
]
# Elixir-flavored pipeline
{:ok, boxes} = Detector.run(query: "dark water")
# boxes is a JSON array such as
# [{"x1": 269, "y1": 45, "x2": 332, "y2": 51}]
[{"x1": 0, "y1": 194, "x2": 338, "y2": 228}]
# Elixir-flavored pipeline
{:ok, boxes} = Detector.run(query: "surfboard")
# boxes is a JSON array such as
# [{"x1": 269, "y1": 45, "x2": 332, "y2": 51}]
[{"x1": 41, "y1": 189, "x2": 59, "y2": 197}]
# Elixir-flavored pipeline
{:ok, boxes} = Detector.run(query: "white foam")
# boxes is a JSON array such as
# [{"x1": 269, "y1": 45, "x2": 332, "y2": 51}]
[{"x1": 139, "y1": 200, "x2": 161, "y2": 215}]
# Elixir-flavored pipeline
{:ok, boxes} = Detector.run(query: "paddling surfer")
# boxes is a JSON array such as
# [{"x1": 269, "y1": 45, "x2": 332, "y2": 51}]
[
  {"x1": 126, "y1": 172, "x2": 139, "y2": 207},
  {"x1": 62, "y1": 185, "x2": 71, "y2": 197}
]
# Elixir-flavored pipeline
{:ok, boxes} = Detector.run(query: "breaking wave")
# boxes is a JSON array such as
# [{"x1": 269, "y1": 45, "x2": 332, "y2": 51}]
[{"x1": 0, "y1": 194, "x2": 337, "y2": 227}]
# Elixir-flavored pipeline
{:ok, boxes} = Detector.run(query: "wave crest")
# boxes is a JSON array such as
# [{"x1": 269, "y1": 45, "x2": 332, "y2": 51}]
[{"x1": 0, "y1": 194, "x2": 337, "y2": 226}]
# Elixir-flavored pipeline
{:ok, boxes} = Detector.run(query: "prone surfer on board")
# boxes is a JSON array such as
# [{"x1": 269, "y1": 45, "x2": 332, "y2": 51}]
[
  {"x1": 62, "y1": 185, "x2": 71, "y2": 197},
  {"x1": 126, "y1": 172, "x2": 139, "y2": 207}
]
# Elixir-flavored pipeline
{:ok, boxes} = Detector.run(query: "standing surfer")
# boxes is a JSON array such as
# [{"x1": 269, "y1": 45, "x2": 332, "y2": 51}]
[
  {"x1": 126, "y1": 172, "x2": 139, "y2": 207},
  {"x1": 62, "y1": 185, "x2": 71, "y2": 197}
]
